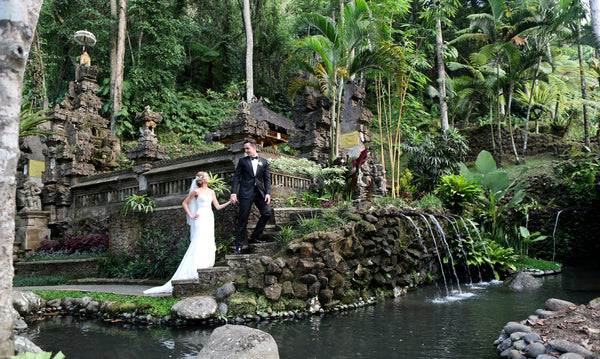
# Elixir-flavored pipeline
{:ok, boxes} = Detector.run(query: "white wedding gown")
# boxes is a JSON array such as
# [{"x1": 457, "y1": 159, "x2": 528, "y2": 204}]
[{"x1": 143, "y1": 193, "x2": 216, "y2": 294}]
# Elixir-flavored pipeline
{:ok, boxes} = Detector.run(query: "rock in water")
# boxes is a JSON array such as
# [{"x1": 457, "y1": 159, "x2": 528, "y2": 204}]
[
  {"x1": 197, "y1": 324, "x2": 279, "y2": 359},
  {"x1": 503, "y1": 272, "x2": 542, "y2": 290}
]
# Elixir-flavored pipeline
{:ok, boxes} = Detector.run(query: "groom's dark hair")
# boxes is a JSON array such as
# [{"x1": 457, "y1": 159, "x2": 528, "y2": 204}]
[{"x1": 243, "y1": 138, "x2": 257, "y2": 147}]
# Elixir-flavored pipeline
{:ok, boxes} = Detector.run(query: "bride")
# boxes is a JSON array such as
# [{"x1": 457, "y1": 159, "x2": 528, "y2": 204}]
[{"x1": 144, "y1": 171, "x2": 231, "y2": 295}]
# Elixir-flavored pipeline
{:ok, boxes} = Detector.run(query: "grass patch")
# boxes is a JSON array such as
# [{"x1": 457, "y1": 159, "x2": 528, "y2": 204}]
[
  {"x1": 14, "y1": 276, "x2": 72, "y2": 287},
  {"x1": 515, "y1": 257, "x2": 562, "y2": 271},
  {"x1": 29, "y1": 290, "x2": 180, "y2": 317}
]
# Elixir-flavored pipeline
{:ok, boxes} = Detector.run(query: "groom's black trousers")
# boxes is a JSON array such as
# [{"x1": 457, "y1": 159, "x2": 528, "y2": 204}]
[{"x1": 235, "y1": 187, "x2": 271, "y2": 249}]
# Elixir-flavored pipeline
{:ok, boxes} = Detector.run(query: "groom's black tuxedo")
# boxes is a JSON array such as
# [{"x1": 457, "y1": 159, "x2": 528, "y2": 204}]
[
  {"x1": 231, "y1": 155, "x2": 271, "y2": 252},
  {"x1": 231, "y1": 156, "x2": 271, "y2": 199}
]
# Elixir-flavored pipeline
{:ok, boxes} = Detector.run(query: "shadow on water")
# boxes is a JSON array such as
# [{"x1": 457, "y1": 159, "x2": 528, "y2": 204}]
[{"x1": 22, "y1": 266, "x2": 600, "y2": 359}]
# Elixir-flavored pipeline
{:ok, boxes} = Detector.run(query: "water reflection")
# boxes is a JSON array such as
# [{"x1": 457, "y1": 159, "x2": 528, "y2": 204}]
[{"x1": 22, "y1": 266, "x2": 600, "y2": 359}]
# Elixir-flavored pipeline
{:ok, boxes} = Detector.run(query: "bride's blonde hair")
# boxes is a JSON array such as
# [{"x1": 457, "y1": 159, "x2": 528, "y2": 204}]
[{"x1": 195, "y1": 171, "x2": 208, "y2": 186}]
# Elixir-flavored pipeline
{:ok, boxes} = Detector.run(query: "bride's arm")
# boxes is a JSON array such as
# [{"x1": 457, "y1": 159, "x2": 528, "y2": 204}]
[
  {"x1": 212, "y1": 190, "x2": 231, "y2": 210},
  {"x1": 182, "y1": 189, "x2": 199, "y2": 219}
]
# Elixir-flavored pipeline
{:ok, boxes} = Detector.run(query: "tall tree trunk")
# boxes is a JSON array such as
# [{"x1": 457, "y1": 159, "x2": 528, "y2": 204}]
[
  {"x1": 0, "y1": 1, "x2": 43, "y2": 356},
  {"x1": 436, "y1": 18, "x2": 449, "y2": 132},
  {"x1": 496, "y1": 64, "x2": 503, "y2": 165},
  {"x1": 29, "y1": 30, "x2": 48, "y2": 109},
  {"x1": 111, "y1": 0, "x2": 126, "y2": 133},
  {"x1": 110, "y1": 0, "x2": 117, "y2": 116},
  {"x1": 576, "y1": 24, "x2": 591, "y2": 148},
  {"x1": 590, "y1": 0, "x2": 600, "y2": 151},
  {"x1": 590, "y1": 0, "x2": 600, "y2": 50},
  {"x1": 506, "y1": 82, "x2": 520, "y2": 163},
  {"x1": 243, "y1": 0, "x2": 254, "y2": 102},
  {"x1": 521, "y1": 56, "x2": 542, "y2": 163}
]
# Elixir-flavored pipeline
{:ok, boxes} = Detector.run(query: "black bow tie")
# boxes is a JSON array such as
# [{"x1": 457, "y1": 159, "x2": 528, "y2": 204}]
[{"x1": 250, "y1": 156, "x2": 259, "y2": 160}]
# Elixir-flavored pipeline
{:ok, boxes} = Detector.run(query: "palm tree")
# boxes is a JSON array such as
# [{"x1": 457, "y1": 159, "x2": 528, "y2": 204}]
[
  {"x1": 452, "y1": 0, "x2": 537, "y2": 164},
  {"x1": 290, "y1": 0, "x2": 400, "y2": 158},
  {"x1": 421, "y1": 0, "x2": 460, "y2": 132}
]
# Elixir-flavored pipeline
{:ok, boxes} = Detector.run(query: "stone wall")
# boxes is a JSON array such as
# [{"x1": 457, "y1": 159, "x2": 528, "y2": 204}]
[
  {"x1": 462, "y1": 127, "x2": 587, "y2": 162},
  {"x1": 230, "y1": 207, "x2": 463, "y2": 311}
]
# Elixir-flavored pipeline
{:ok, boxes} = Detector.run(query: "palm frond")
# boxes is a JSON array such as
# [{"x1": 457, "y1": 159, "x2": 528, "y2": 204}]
[
  {"x1": 20, "y1": 107, "x2": 55, "y2": 138},
  {"x1": 303, "y1": 14, "x2": 337, "y2": 44}
]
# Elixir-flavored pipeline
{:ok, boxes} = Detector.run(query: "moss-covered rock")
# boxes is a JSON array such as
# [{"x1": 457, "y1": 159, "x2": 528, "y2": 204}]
[
  {"x1": 227, "y1": 292, "x2": 257, "y2": 315},
  {"x1": 119, "y1": 301, "x2": 137, "y2": 313},
  {"x1": 286, "y1": 299, "x2": 307, "y2": 311}
]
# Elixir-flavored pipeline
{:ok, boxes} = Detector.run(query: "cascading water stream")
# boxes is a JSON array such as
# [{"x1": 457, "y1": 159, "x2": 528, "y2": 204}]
[
  {"x1": 417, "y1": 214, "x2": 450, "y2": 296},
  {"x1": 458, "y1": 217, "x2": 483, "y2": 283},
  {"x1": 401, "y1": 214, "x2": 433, "y2": 274},
  {"x1": 464, "y1": 218, "x2": 496, "y2": 275},
  {"x1": 428, "y1": 215, "x2": 462, "y2": 294},
  {"x1": 443, "y1": 216, "x2": 473, "y2": 286},
  {"x1": 552, "y1": 210, "x2": 563, "y2": 262}
]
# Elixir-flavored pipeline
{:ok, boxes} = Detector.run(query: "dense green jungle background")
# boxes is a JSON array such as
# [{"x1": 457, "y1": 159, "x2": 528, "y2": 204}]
[{"x1": 21, "y1": 0, "x2": 600, "y2": 268}]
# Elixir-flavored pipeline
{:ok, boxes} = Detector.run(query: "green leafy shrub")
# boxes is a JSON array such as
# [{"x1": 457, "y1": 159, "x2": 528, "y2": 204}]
[
  {"x1": 410, "y1": 193, "x2": 443, "y2": 212},
  {"x1": 276, "y1": 225, "x2": 295, "y2": 246},
  {"x1": 120, "y1": 194, "x2": 155, "y2": 215},
  {"x1": 461, "y1": 150, "x2": 527, "y2": 244},
  {"x1": 208, "y1": 172, "x2": 229, "y2": 198},
  {"x1": 124, "y1": 229, "x2": 188, "y2": 279},
  {"x1": 436, "y1": 173, "x2": 482, "y2": 214},
  {"x1": 267, "y1": 157, "x2": 321, "y2": 177},
  {"x1": 13, "y1": 276, "x2": 71, "y2": 287},
  {"x1": 401, "y1": 127, "x2": 469, "y2": 191},
  {"x1": 553, "y1": 155, "x2": 600, "y2": 205}
]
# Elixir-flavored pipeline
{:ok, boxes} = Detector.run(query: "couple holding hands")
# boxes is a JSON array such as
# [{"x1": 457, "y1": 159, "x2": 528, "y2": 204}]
[{"x1": 144, "y1": 138, "x2": 271, "y2": 294}]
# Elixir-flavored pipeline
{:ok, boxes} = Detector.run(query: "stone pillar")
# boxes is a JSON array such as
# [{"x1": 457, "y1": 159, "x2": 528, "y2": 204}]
[{"x1": 15, "y1": 211, "x2": 51, "y2": 250}]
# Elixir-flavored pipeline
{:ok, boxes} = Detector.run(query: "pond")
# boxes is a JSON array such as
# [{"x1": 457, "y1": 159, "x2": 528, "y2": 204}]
[{"x1": 22, "y1": 265, "x2": 600, "y2": 359}]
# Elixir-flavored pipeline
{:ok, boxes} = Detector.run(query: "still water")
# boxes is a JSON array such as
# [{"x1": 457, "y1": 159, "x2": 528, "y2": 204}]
[{"x1": 22, "y1": 266, "x2": 600, "y2": 359}]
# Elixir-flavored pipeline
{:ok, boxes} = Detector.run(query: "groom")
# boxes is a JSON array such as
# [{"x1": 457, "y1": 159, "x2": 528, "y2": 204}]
[{"x1": 230, "y1": 138, "x2": 271, "y2": 254}]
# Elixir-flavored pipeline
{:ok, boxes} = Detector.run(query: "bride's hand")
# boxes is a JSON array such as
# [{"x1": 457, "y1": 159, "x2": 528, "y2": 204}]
[{"x1": 190, "y1": 214, "x2": 200, "y2": 220}]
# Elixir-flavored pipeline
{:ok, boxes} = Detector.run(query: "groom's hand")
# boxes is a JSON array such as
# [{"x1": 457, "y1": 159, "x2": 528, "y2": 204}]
[
  {"x1": 265, "y1": 194, "x2": 271, "y2": 205},
  {"x1": 230, "y1": 194, "x2": 238, "y2": 204}
]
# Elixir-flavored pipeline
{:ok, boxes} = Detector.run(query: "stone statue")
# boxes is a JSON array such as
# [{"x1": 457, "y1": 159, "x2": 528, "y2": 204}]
[{"x1": 18, "y1": 181, "x2": 42, "y2": 212}]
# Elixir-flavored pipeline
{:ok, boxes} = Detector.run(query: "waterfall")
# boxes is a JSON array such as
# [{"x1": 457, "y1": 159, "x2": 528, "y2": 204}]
[
  {"x1": 417, "y1": 214, "x2": 449, "y2": 296},
  {"x1": 458, "y1": 217, "x2": 483, "y2": 283},
  {"x1": 443, "y1": 216, "x2": 473, "y2": 286},
  {"x1": 464, "y1": 218, "x2": 496, "y2": 276},
  {"x1": 401, "y1": 214, "x2": 433, "y2": 274},
  {"x1": 552, "y1": 210, "x2": 563, "y2": 262},
  {"x1": 429, "y1": 215, "x2": 462, "y2": 294}
]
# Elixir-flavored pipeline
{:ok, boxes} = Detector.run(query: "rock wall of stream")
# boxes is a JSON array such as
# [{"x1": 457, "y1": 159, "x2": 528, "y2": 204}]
[{"x1": 225, "y1": 207, "x2": 469, "y2": 314}]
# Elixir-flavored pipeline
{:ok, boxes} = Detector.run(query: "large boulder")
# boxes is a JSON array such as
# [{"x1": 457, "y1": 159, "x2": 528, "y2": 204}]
[
  {"x1": 197, "y1": 324, "x2": 279, "y2": 359},
  {"x1": 13, "y1": 290, "x2": 46, "y2": 316},
  {"x1": 503, "y1": 272, "x2": 542, "y2": 290},
  {"x1": 171, "y1": 296, "x2": 217, "y2": 320}
]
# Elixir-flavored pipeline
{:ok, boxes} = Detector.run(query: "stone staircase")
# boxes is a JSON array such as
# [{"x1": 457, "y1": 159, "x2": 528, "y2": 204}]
[{"x1": 172, "y1": 207, "x2": 323, "y2": 297}]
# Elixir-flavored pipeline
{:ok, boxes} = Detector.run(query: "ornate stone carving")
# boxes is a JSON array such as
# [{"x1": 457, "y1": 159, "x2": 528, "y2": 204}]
[
  {"x1": 126, "y1": 107, "x2": 168, "y2": 163},
  {"x1": 17, "y1": 181, "x2": 42, "y2": 212}
]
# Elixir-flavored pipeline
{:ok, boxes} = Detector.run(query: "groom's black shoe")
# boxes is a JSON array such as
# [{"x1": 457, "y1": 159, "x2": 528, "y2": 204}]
[
  {"x1": 248, "y1": 237, "x2": 266, "y2": 244},
  {"x1": 234, "y1": 246, "x2": 242, "y2": 255}
]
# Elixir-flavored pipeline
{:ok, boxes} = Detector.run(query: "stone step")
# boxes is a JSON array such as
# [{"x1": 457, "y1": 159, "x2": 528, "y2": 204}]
[{"x1": 172, "y1": 266, "x2": 235, "y2": 297}]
